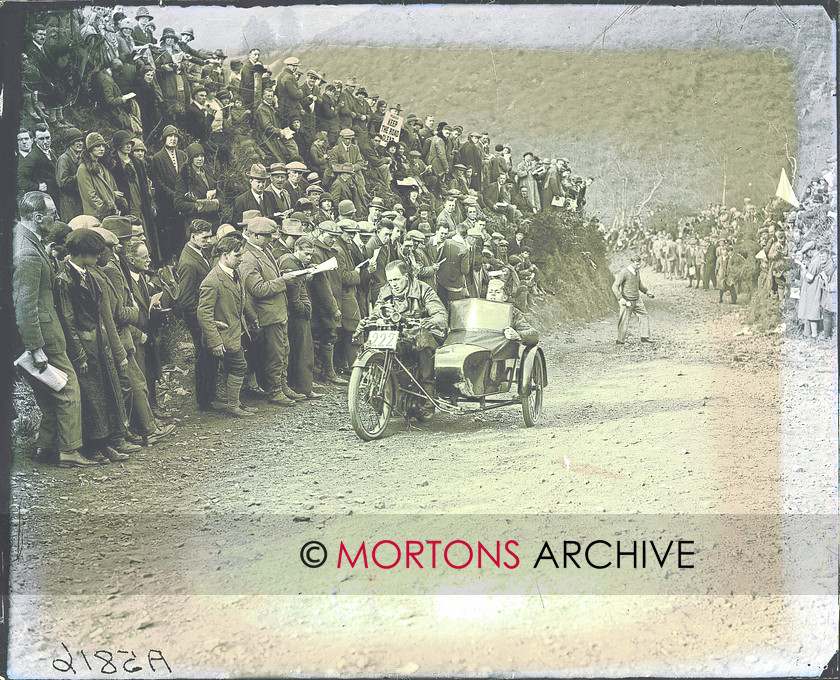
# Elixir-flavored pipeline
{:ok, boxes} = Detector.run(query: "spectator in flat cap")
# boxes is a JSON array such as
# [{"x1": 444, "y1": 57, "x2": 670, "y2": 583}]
[
  {"x1": 55, "y1": 227, "x2": 131, "y2": 464},
  {"x1": 326, "y1": 128, "x2": 366, "y2": 196},
  {"x1": 273, "y1": 56, "x2": 305, "y2": 125},
  {"x1": 276, "y1": 235, "x2": 323, "y2": 399},
  {"x1": 315, "y1": 82, "x2": 340, "y2": 146}
]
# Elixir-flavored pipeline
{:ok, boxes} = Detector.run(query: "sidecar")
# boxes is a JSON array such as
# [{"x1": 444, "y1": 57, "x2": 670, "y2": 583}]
[{"x1": 434, "y1": 298, "x2": 547, "y2": 426}]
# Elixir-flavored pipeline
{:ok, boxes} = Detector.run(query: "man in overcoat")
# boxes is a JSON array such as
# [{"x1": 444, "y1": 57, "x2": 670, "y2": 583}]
[{"x1": 13, "y1": 193, "x2": 93, "y2": 467}]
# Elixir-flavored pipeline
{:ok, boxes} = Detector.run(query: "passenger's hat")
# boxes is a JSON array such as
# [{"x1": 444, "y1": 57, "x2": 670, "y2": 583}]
[
  {"x1": 119, "y1": 18, "x2": 135, "y2": 31},
  {"x1": 406, "y1": 230, "x2": 426, "y2": 243},
  {"x1": 318, "y1": 220, "x2": 342, "y2": 235},
  {"x1": 409, "y1": 150, "x2": 422, "y2": 157},
  {"x1": 318, "y1": 193, "x2": 334, "y2": 205},
  {"x1": 186, "y1": 142, "x2": 205, "y2": 160},
  {"x1": 101, "y1": 215, "x2": 133, "y2": 240},
  {"x1": 84, "y1": 131, "x2": 106, "y2": 150},
  {"x1": 160, "y1": 27, "x2": 178, "y2": 40},
  {"x1": 64, "y1": 127, "x2": 84, "y2": 145},
  {"x1": 130, "y1": 138, "x2": 147, "y2": 152},
  {"x1": 161, "y1": 124, "x2": 181, "y2": 139},
  {"x1": 238, "y1": 209, "x2": 262, "y2": 226},
  {"x1": 356, "y1": 221, "x2": 375, "y2": 234},
  {"x1": 388, "y1": 103, "x2": 402, "y2": 112},
  {"x1": 284, "y1": 56, "x2": 300, "y2": 66},
  {"x1": 269, "y1": 163, "x2": 287, "y2": 175},
  {"x1": 135, "y1": 6, "x2": 153, "y2": 19},
  {"x1": 180, "y1": 27, "x2": 195, "y2": 38},
  {"x1": 191, "y1": 83, "x2": 208, "y2": 95},
  {"x1": 368, "y1": 197, "x2": 386, "y2": 210},
  {"x1": 339, "y1": 128, "x2": 356, "y2": 138},
  {"x1": 345, "y1": 77, "x2": 358, "y2": 87},
  {"x1": 285, "y1": 160, "x2": 308, "y2": 172},
  {"x1": 306, "y1": 184, "x2": 325, "y2": 195},
  {"x1": 295, "y1": 197, "x2": 314, "y2": 210},
  {"x1": 305, "y1": 172, "x2": 320, "y2": 184},
  {"x1": 246, "y1": 163, "x2": 269, "y2": 180},
  {"x1": 246, "y1": 216, "x2": 277, "y2": 234},
  {"x1": 338, "y1": 199, "x2": 357, "y2": 216},
  {"x1": 337, "y1": 218, "x2": 359, "y2": 233},
  {"x1": 393, "y1": 203, "x2": 405, "y2": 212},
  {"x1": 453, "y1": 163, "x2": 467, "y2": 171}
]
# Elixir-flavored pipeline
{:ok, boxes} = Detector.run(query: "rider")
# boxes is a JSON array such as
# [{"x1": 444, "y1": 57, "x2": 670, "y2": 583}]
[
  {"x1": 371, "y1": 260, "x2": 448, "y2": 409},
  {"x1": 485, "y1": 278, "x2": 539, "y2": 345}
]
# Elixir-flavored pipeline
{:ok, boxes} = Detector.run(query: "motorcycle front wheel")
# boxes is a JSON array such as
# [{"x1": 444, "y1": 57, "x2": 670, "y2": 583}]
[{"x1": 349, "y1": 353, "x2": 396, "y2": 441}]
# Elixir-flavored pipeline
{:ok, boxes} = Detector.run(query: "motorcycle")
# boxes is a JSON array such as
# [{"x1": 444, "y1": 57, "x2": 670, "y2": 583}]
[{"x1": 348, "y1": 298, "x2": 547, "y2": 441}]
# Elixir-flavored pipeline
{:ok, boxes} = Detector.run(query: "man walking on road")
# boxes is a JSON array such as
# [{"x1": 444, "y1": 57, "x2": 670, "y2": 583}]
[{"x1": 612, "y1": 253, "x2": 655, "y2": 345}]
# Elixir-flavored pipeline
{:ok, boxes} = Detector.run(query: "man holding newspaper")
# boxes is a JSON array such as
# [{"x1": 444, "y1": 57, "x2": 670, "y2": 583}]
[{"x1": 13, "y1": 192, "x2": 95, "y2": 467}]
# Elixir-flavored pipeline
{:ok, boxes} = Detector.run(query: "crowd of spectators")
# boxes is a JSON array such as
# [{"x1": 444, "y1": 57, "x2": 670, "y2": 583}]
[
  {"x1": 605, "y1": 168, "x2": 837, "y2": 339},
  {"x1": 13, "y1": 7, "x2": 587, "y2": 467}
]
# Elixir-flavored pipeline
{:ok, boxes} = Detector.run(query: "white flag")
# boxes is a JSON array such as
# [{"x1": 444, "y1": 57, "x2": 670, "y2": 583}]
[{"x1": 776, "y1": 168, "x2": 800, "y2": 208}]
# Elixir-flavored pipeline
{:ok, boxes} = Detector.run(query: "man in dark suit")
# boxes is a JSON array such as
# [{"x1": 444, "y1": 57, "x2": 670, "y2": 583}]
[
  {"x1": 232, "y1": 164, "x2": 278, "y2": 227},
  {"x1": 197, "y1": 233, "x2": 258, "y2": 417},
  {"x1": 12, "y1": 192, "x2": 93, "y2": 467},
  {"x1": 184, "y1": 84, "x2": 214, "y2": 145},
  {"x1": 482, "y1": 172, "x2": 521, "y2": 223},
  {"x1": 177, "y1": 219, "x2": 218, "y2": 411},
  {"x1": 238, "y1": 48, "x2": 265, "y2": 112},
  {"x1": 17, "y1": 124, "x2": 59, "y2": 209},
  {"x1": 150, "y1": 125, "x2": 188, "y2": 263},
  {"x1": 458, "y1": 132, "x2": 484, "y2": 190}
]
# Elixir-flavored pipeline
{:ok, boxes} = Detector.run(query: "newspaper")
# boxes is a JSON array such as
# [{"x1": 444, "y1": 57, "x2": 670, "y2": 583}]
[{"x1": 14, "y1": 351, "x2": 69, "y2": 392}]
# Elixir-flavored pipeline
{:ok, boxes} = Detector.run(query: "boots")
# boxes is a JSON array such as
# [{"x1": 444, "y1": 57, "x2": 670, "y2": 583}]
[
  {"x1": 281, "y1": 374, "x2": 305, "y2": 401},
  {"x1": 226, "y1": 374, "x2": 253, "y2": 417},
  {"x1": 322, "y1": 344, "x2": 348, "y2": 385}
]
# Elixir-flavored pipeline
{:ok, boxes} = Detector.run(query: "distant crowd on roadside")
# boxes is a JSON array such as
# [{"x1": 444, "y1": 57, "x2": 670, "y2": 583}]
[{"x1": 605, "y1": 167, "x2": 837, "y2": 341}]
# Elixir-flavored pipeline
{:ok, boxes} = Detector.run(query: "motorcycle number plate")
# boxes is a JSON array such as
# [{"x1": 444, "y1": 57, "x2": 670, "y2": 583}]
[{"x1": 367, "y1": 330, "x2": 399, "y2": 350}]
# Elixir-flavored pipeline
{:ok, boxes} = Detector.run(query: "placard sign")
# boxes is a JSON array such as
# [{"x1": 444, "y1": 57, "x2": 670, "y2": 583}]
[{"x1": 379, "y1": 111, "x2": 403, "y2": 145}]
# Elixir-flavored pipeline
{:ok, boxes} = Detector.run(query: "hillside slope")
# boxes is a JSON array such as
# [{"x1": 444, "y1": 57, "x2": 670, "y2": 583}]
[{"x1": 280, "y1": 47, "x2": 799, "y2": 221}]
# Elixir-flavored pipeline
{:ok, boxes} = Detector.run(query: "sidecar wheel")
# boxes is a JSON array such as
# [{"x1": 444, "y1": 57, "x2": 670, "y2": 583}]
[{"x1": 521, "y1": 351, "x2": 545, "y2": 427}]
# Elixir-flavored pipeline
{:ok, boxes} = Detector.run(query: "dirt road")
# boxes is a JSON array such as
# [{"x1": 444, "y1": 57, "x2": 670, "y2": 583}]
[{"x1": 8, "y1": 268, "x2": 837, "y2": 677}]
